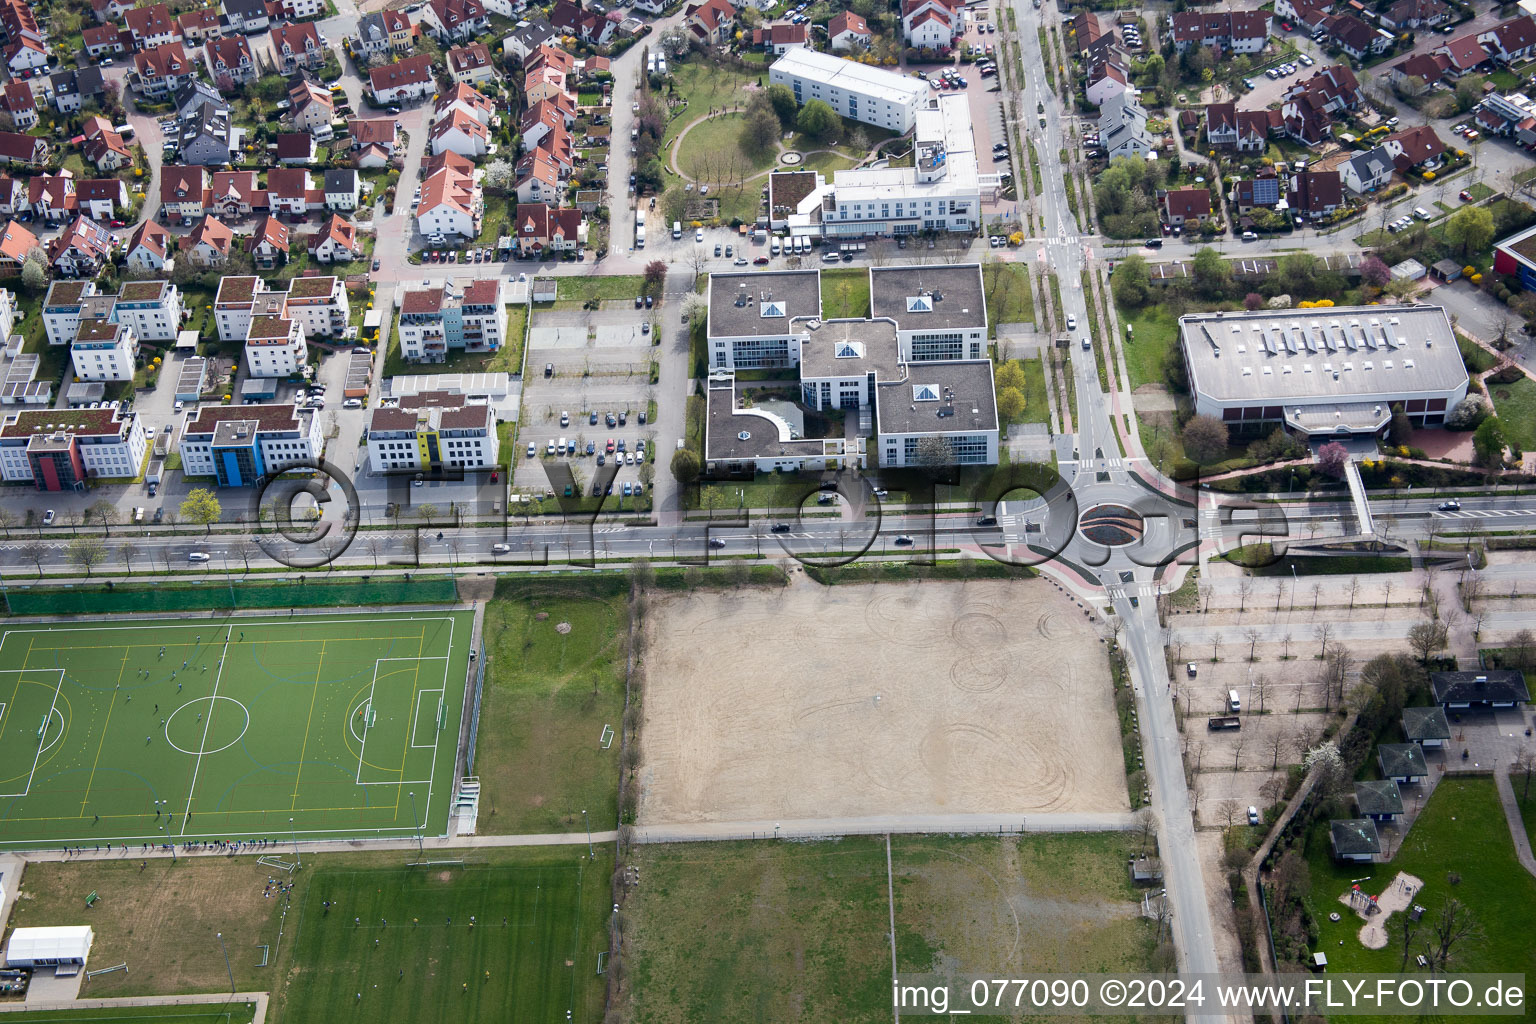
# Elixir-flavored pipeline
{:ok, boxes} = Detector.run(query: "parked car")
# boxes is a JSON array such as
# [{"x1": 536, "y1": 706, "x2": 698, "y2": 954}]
[{"x1": 42, "y1": 508, "x2": 55, "y2": 525}]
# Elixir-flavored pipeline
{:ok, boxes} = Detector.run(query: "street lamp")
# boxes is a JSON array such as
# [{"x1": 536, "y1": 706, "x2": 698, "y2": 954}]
[
  {"x1": 1290, "y1": 563, "x2": 1297, "y2": 611},
  {"x1": 289, "y1": 816, "x2": 300, "y2": 869},
  {"x1": 582, "y1": 808, "x2": 592, "y2": 858}
]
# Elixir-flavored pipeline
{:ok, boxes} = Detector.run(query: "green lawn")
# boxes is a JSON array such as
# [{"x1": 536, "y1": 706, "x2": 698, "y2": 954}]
[
  {"x1": 1020, "y1": 355, "x2": 1050, "y2": 425},
  {"x1": 674, "y1": 113, "x2": 776, "y2": 181},
  {"x1": 1302, "y1": 777, "x2": 1536, "y2": 1002},
  {"x1": 983, "y1": 262, "x2": 1035, "y2": 333},
  {"x1": 660, "y1": 63, "x2": 762, "y2": 157},
  {"x1": 820, "y1": 267, "x2": 871, "y2": 319},
  {"x1": 1117, "y1": 301, "x2": 1180, "y2": 391},
  {"x1": 537, "y1": 274, "x2": 647, "y2": 310},
  {"x1": 0, "y1": 1007, "x2": 258, "y2": 1022},
  {"x1": 801, "y1": 149, "x2": 859, "y2": 177},
  {"x1": 0, "y1": 612, "x2": 471, "y2": 848},
  {"x1": 278, "y1": 850, "x2": 611, "y2": 1024},
  {"x1": 624, "y1": 834, "x2": 1156, "y2": 1023},
  {"x1": 471, "y1": 581, "x2": 627, "y2": 834},
  {"x1": 1459, "y1": 332, "x2": 1498, "y2": 375},
  {"x1": 1488, "y1": 374, "x2": 1536, "y2": 452}
]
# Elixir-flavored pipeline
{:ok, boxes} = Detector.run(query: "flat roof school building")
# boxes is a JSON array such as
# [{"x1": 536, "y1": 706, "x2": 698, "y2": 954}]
[
  {"x1": 1178, "y1": 304, "x2": 1468, "y2": 438},
  {"x1": 769, "y1": 49, "x2": 926, "y2": 134},
  {"x1": 703, "y1": 265, "x2": 998, "y2": 472}
]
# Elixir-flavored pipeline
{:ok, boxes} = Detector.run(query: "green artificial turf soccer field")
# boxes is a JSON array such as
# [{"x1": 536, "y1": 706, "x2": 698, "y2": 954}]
[{"x1": 0, "y1": 612, "x2": 472, "y2": 849}]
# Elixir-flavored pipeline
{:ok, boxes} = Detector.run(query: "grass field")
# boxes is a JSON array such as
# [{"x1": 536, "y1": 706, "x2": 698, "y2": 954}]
[
  {"x1": 1020, "y1": 355, "x2": 1050, "y2": 425},
  {"x1": 1302, "y1": 776, "x2": 1536, "y2": 1005},
  {"x1": 0, "y1": 612, "x2": 471, "y2": 848},
  {"x1": 622, "y1": 834, "x2": 1157, "y2": 1022},
  {"x1": 472, "y1": 582, "x2": 628, "y2": 834},
  {"x1": 674, "y1": 114, "x2": 776, "y2": 182},
  {"x1": 820, "y1": 267, "x2": 871, "y2": 320},
  {"x1": 0, "y1": 1007, "x2": 258, "y2": 1022},
  {"x1": 1488, "y1": 374, "x2": 1536, "y2": 452},
  {"x1": 537, "y1": 275, "x2": 647, "y2": 310},
  {"x1": 983, "y1": 262, "x2": 1035, "y2": 333},
  {"x1": 10, "y1": 847, "x2": 611, "y2": 1024},
  {"x1": 1116, "y1": 301, "x2": 1179, "y2": 391},
  {"x1": 277, "y1": 850, "x2": 611, "y2": 1024}
]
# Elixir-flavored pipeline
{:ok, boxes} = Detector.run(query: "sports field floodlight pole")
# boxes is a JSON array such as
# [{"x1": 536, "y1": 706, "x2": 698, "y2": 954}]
[
  {"x1": 409, "y1": 791, "x2": 423, "y2": 858},
  {"x1": 582, "y1": 809, "x2": 591, "y2": 858},
  {"x1": 290, "y1": 817, "x2": 300, "y2": 869},
  {"x1": 217, "y1": 932, "x2": 234, "y2": 994}
]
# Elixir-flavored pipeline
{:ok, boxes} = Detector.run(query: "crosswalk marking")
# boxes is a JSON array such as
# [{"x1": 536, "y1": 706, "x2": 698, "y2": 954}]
[{"x1": 1437, "y1": 508, "x2": 1536, "y2": 519}]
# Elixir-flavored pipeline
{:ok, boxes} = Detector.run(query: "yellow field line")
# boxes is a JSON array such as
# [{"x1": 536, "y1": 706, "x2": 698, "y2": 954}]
[
  {"x1": 289, "y1": 639, "x2": 327, "y2": 811},
  {"x1": 78, "y1": 645, "x2": 131, "y2": 816}
]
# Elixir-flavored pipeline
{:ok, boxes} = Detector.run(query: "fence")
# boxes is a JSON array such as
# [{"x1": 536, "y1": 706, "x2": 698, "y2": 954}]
[
  {"x1": 631, "y1": 820, "x2": 1137, "y2": 844},
  {"x1": 3, "y1": 574, "x2": 459, "y2": 616}
]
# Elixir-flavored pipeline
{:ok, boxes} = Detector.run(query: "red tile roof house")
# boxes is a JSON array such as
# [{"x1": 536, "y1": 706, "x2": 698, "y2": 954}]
[
  {"x1": 274, "y1": 132, "x2": 318, "y2": 164},
  {"x1": 446, "y1": 42, "x2": 495, "y2": 84},
  {"x1": 1279, "y1": 93, "x2": 1332, "y2": 147},
  {"x1": 270, "y1": 22, "x2": 326, "y2": 74},
  {"x1": 186, "y1": 214, "x2": 233, "y2": 267},
  {"x1": 685, "y1": 0, "x2": 737, "y2": 46},
  {"x1": 1288, "y1": 169, "x2": 1344, "y2": 220},
  {"x1": 1380, "y1": 0, "x2": 1451, "y2": 31},
  {"x1": 420, "y1": 0, "x2": 488, "y2": 44},
  {"x1": 0, "y1": 218, "x2": 38, "y2": 269},
  {"x1": 266, "y1": 168, "x2": 318, "y2": 216},
  {"x1": 124, "y1": 2, "x2": 180, "y2": 48},
  {"x1": 1231, "y1": 172, "x2": 1283, "y2": 215},
  {"x1": 1479, "y1": 15, "x2": 1536, "y2": 62},
  {"x1": 83, "y1": 24, "x2": 130, "y2": 59},
  {"x1": 247, "y1": 213, "x2": 290, "y2": 268},
  {"x1": 1388, "y1": 51, "x2": 1453, "y2": 94},
  {"x1": 551, "y1": 0, "x2": 616, "y2": 45},
  {"x1": 82, "y1": 116, "x2": 133, "y2": 172},
  {"x1": 753, "y1": 22, "x2": 809, "y2": 54},
  {"x1": 28, "y1": 174, "x2": 75, "y2": 223},
  {"x1": 75, "y1": 179, "x2": 128, "y2": 222},
  {"x1": 0, "y1": 82, "x2": 35, "y2": 131},
  {"x1": 307, "y1": 213, "x2": 360, "y2": 262},
  {"x1": 205, "y1": 34, "x2": 256, "y2": 87},
  {"x1": 160, "y1": 164, "x2": 208, "y2": 223},
  {"x1": 1383, "y1": 125, "x2": 1446, "y2": 173},
  {"x1": 513, "y1": 203, "x2": 585, "y2": 255},
  {"x1": 828, "y1": 10, "x2": 871, "y2": 51},
  {"x1": 132, "y1": 42, "x2": 197, "y2": 99},
  {"x1": 206, "y1": 169, "x2": 265, "y2": 220},
  {"x1": 125, "y1": 220, "x2": 173, "y2": 272},
  {"x1": 1168, "y1": 10, "x2": 1270, "y2": 54},
  {"x1": 177, "y1": 7, "x2": 223, "y2": 43},
  {"x1": 48, "y1": 216, "x2": 115, "y2": 277},
  {"x1": 1162, "y1": 186, "x2": 1212, "y2": 227},
  {"x1": 0, "y1": 130, "x2": 46, "y2": 167},
  {"x1": 370, "y1": 54, "x2": 435, "y2": 104},
  {"x1": 1433, "y1": 33, "x2": 1492, "y2": 75},
  {"x1": 1283, "y1": 64, "x2": 1363, "y2": 116}
]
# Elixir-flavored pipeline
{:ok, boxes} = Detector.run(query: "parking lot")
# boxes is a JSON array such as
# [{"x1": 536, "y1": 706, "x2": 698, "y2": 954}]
[{"x1": 512, "y1": 304, "x2": 660, "y2": 502}]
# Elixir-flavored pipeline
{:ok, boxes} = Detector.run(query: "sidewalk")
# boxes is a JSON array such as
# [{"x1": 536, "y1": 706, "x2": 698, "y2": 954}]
[{"x1": 0, "y1": 993, "x2": 269, "y2": 1022}]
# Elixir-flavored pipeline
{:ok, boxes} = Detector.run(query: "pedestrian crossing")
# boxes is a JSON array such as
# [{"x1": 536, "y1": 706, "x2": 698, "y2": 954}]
[{"x1": 1104, "y1": 582, "x2": 1160, "y2": 600}]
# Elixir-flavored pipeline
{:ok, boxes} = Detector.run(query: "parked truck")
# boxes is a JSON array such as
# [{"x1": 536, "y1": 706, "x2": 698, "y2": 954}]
[{"x1": 1207, "y1": 716, "x2": 1242, "y2": 731}]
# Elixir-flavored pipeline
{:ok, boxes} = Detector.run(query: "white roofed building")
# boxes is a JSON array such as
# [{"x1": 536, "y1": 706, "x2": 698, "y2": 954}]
[
  {"x1": 1179, "y1": 305, "x2": 1469, "y2": 438},
  {"x1": 5, "y1": 926, "x2": 93, "y2": 970},
  {"x1": 769, "y1": 49, "x2": 926, "y2": 134}
]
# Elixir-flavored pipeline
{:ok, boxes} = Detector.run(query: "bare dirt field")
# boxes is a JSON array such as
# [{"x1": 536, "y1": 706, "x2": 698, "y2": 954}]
[{"x1": 637, "y1": 580, "x2": 1127, "y2": 824}]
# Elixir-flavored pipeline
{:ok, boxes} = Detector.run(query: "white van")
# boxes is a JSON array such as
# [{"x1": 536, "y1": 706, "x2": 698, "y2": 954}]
[
  {"x1": 1228, "y1": 689, "x2": 1241, "y2": 713},
  {"x1": 770, "y1": 238, "x2": 780, "y2": 256},
  {"x1": 672, "y1": 220, "x2": 681, "y2": 239}
]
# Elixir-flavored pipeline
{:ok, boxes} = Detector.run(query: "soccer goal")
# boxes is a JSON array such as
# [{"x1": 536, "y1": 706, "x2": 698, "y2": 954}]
[
  {"x1": 0, "y1": 670, "x2": 66, "y2": 799},
  {"x1": 355, "y1": 657, "x2": 448, "y2": 786}
]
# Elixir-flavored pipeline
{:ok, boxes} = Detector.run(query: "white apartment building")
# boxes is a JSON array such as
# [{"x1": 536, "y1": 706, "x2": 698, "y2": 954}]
[
  {"x1": 70, "y1": 321, "x2": 138, "y2": 382},
  {"x1": 110, "y1": 280, "x2": 183, "y2": 342},
  {"x1": 366, "y1": 395, "x2": 499, "y2": 472},
  {"x1": 775, "y1": 95, "x2": 986, "y2": 239},
  {"x1": 0, "y1": 286, "x2": 18, "y2": 342},
  {"x1": 215, "y1": 275, "x2": 348, "y2": 343},
  {"x1": 0, "y1": 405, "x2": 148, "y2": 489},
  {"x1": 179, "y1": 404, "x2": 324, "y2": 487},
  {"x1": 769, "y1": 49, "x2": 926, "y2": 134},
  {"x1": 396, "y1": 278, "x2": 507, "y2": 363},
  {"x1": 243, "y1": 314, "x2": 308, "y2": 378},
  {"x1": 1179, "y1": 305, "x2": 1470, "y2": 437}
]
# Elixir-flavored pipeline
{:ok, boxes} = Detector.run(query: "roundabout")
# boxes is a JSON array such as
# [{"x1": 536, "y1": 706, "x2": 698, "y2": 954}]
[{"x1": 1077, "y1": 503, "x2": 1146, "y2": 548}]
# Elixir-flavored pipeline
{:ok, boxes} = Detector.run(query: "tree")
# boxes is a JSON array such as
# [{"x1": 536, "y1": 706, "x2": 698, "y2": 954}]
[
  {"x1": 766, "y1": 83, "x2": 798, "y2": 126},
  {"x1": 630, "y1": 556, "x2": 655, "y2": 591},
  {"x1": 1303, "y1": 741, "x2": 1351, "y2": 798},
  {"x1": 1275, "y1": 252, "x2": 1322, "y2": 296},
  {"x1": 1454, "y1": 74, "x2": 1486, "y2": 112},
  {"x1": 1214, "y1": 798, "x2": 1241, "y2": 828},
  {"x1": 482, "y1": 159, "x2": 513, "y2": 191},
  {"x1": 231, "y1": 539, "x2": 256, "y2": 571},
  {"x1": 416, "y1": 503, "x2": 441, "y2": 526},
  {"x1": 180, "y1": 488, "x2": 222, "y2": 534},
  {"x1": 1268, "y1": 727, "x2": 1294, "y2": 769},
  {"x1": 1180, "y1": 414, "x2": 1229, "y2": 465},
  {"x1": 1446, "y1": 395, "x2": 1489, "y2": 431},
  {"x1": 20, "y1": 257, "x2": 45, "y2": 293},
  {"x1": 1388, "y1": 403, "x2": 1413, "y2": 446},
  {"x1": 1111, "y1": 254, "x2": 1151, "y2": 307},
  {"x1": 995, "y1": 360, "x2": 1027, "y2": 393},
  {"x1": 1316, "y1": 440, "x2": 1349, "y2": 478},
  {"x1": 643, "y1": 259, "x2": 667, "y2": 295},
  {"x1": 1408, "y1": 619, "x2": 1449, "y2": 664},
  {"x1": 17, "y1": 541, "x2": 44, "y2": 578},
  {"x1": 795, "y1": 99, "x2": 839, "y2": 140},
  {"x1": 69, "y1": 536, "x2": 107, "y2": 577},
  {"x1": 87, "y1": 499, "x2": 118, "y2": 537},
  {"x1": 1243, "y1": 291, "x2": 1264, "y2": 311},
  {"x1": 118, "y1": 542, "x2": 138, "y2": 574},
  {"x1": 1444, "y1": 205, "x2": 1495, "y2": 258},
  {"x1": 1513, "y1": 747, "x2": 1536, "y2": 800},
  {"x1": 996, "y1": 386, "x2": 1026, "y2": 423},
  {"x1": 671, "y1": 447, "x2": 700, "y2": 483},
  {"x1": 741, "y1": 103, "x2": 780, "y2": 154},
  {"x1": 1428, "y1": 898, "x2": 1479, "y2": 971},
  {"x1": 661, "y1": 184, "x2": 687, "y2": 226},
  {"x1": 1473, "y1": 415, "x2": 1507, "y2": 467},
  {"x1": 1360, "y1": 255, "x2": 1392, "y2": 289},
  {"x1": 1191, "y1": 246, "x2": 1231, "y2": 298}
]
